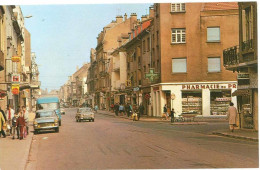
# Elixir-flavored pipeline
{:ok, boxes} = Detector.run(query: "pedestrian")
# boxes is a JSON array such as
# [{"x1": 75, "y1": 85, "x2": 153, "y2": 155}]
[
  {"x1": 227, "y1": 102, "x2": 238, "y2": 132},
  {"x1": 126, "y1": 103, "x2": 131, "y2": 117},
  {"x1": 94, "y1": 104, "x2": 98, "y2": 113},
  {"x1": 163, "y1": 104, "x2": 168, "y2": 120},
  {"x1": 119, "y1": 104, "x2": 124, "y2": 116},
  {"x1": 16, "y1": 109, "x2": 25, "y2": 140},
  {"x1": 0, "y1": 106, "x2": 6, "y2": 138},
  {"x1": 138, "y1": 103, "x2": 144, "y2": 120},
  {"x1": 11, "y1": 112, "x2": 19, "y2": 139},
  {"x1": 22, "y1": 106, "x2": 29, "y2": 135},
  {"x1": 6, "y1": 105, "x2": 14, "y2": 135},
  {"x1": 114, "y1": 103, "x2": 119, "y2": 116},
  {"x1": 170, "y1": 108, "x2": 175, "y2": 123}
]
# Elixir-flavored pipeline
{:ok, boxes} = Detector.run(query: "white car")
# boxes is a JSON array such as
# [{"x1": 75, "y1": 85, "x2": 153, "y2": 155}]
[{"x1": 75, "y1": 108, "x2": 95, "y2": 122}]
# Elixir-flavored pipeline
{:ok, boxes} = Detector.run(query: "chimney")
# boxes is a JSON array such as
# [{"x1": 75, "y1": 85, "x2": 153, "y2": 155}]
[
  {"x1": 116, "y1": 15, "x2": 123, "y2": 23},
  {"x1": 141, "y1": 15, "x2": 148, "y2": 22},
  {"x1": 130, "y1": 13, "x2": 137, "y2": 30},
  {"x1": 149, "y1": 5, "x2": 154, "y2": 18},
  {"x1": 124, "y1": 13, "x2": 127, "y2": 21}
]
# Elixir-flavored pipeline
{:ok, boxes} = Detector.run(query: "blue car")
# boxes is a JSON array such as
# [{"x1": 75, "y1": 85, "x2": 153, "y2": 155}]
[{"x1": 36, "y1": 96, "x2": 62, "y2": 126}]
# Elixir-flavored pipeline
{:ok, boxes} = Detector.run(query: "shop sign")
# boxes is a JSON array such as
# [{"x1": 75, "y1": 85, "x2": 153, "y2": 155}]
[
  {"x1": 133, "y1": 87, "x2": 139, "y2": 91},
  {"x1": 12, "y1": 74, "x2": 20, "y2": 83},
  {"x1": 182, "y1": 83, "x2": 236, "y2": 90},
  {"x1": 215, "y1": 97, "x2": 231, "y2": 101},
  {"x1": 11, "y1": 56, "x2": 21, "y2": 62},
  {"x1": 12, "y1": 84, "x2": 20, "y2": 95},
  {"x1": 238, "y1": 73, "x2": 249, "y2": 79}
]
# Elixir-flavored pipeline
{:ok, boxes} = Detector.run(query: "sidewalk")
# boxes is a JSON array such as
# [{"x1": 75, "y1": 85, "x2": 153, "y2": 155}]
[
  {"x1": 212, "y1": 129, "x2": 258, "y2": 142},
  {"x1": 97, "y1": 110, "x2": 259, "y2": 141},
  {"x1": 0, "y1": 112, "x2": 35, "y2": 170}
]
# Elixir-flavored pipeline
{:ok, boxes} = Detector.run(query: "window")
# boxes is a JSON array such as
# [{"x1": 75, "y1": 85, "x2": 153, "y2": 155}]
[
  {"x1": 171, "y1": 3, "x2": 186, "y2": 12},
  {"x1": 172, "y1": 28, "x2": 186, "y2": 43},
  {"x1": 143, "y1": 40, "x2": 146, "y2": 53},
  {"x1": 208, "y1": 57, "x2": 221, "y2": 72},
  {"x1": 172, "y1": 58, "x2": 187, "y2": 73},
  {"x1": 207, "y1": 27, "x2": 220, "y2": 42}
]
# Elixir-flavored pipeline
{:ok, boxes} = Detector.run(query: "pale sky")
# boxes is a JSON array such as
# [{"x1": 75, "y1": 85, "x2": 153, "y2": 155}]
[{"x1": 21, "y1": 4, "x2": 153, "y2": 91}]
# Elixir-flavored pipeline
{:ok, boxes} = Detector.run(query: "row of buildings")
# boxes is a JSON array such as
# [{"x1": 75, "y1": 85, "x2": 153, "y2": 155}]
[
  {"x1": 60, "y1": 2, "x2": 257, "y2": 131},
  {"x1": 0, "y1": 6, "x2": 41, "y2": 112}
]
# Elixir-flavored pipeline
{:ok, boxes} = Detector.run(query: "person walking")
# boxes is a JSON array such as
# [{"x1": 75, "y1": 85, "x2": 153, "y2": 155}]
[
  {"x1": 16, "y1": 109, "x2": 25, "y2": 140},
  {"x1": 119, "y1": 104, "x2": 124, "y2": 116},
  {"x1": 11, "y1": 113, "x2": 19, "y2": 139},
  {"x1": 163, "y1": 104, "x2": 168, "y2": 120},
  {"x1": 227, "y1": 102, "x2": 238, "y2": 132},
  {"x1": 0, "y1": 106, "x2": 6, "y2": 138},
  {"x1": 170, "y1": 108, "x2": 175, "y2": 123},
  {"x1": 22, "y1": 106, "x2": 29, "y2": 135},
  {"x1": 114, "y1": 103, "x2": 119, "y2": 116},
  {"x1": 6, "y1": 105, "x2": 14, "y2": 135},
  {"x1": 138, "y1": 103, "x2": 144, "y2": 120}
]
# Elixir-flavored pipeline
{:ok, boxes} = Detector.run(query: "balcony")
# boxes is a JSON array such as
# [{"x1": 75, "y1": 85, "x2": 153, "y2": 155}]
[
  {"x1": 223, "y1": 45, "x2": 239, "y2": 66},
  {"x1": 223, "y1": 43, "x2": 257, "y2": 70},
  {"x1": 241, "y1": 39, "x2": 254, "y2": 53}
]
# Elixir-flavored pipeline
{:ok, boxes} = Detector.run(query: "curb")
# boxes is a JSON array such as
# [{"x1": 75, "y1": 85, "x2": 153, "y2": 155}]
[{"x1": 212, "y1": 132, "x2": 258, "y2": 142}]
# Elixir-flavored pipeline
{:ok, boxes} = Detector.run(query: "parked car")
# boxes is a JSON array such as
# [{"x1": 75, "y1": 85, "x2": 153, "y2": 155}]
[
  {"x1": 60, "y1": 107, "x2": 65, "y2": 115},
  {"x1": 75, "y1": 107, "x2": 95, "y2": 122},
  {"x1": 33, "y1": 110, "x2": 59, "y2": 134}
]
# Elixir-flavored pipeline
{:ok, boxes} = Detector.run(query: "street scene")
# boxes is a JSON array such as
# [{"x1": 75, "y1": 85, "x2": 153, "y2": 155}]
[{"x1": 0, "y1": 1, "x2": 258, "y2": 170}]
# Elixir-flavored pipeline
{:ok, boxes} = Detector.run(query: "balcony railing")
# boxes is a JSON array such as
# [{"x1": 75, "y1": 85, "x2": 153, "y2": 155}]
[
  {"x1": 223, "y1": 45, "x2": 239, "y2": 66},
  {"x1": 242, "y1": 39, "x2": 253, "y2": 52}
]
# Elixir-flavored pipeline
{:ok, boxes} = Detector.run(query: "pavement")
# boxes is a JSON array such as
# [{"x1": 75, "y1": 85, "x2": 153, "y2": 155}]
[
  {"x1": 0, "y1": 110, "x2": 258, "y2": 170},
  {"x1": 97, "y1": 109, "x2": 259, "y2": 142},
  {"x1": 0, "y1": 112, "x2": 35, "y2": 170}
]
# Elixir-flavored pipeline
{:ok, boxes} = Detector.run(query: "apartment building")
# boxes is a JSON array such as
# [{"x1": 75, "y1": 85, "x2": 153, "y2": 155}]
[
  {"x1": 151, "y1": 2, "x2": 239, "y2": 117},
  {"x1": 93, "y1": 14, "x2": 138, "y2": 110},
  {"x1": 223, "y1": 2, "x2": 258, "y2": 130}
]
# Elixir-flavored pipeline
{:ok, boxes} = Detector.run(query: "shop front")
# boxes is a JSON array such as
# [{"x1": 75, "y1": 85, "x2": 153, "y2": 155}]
[{"x1": 151, "y1": 82, "x2": 237, "y2": 117}]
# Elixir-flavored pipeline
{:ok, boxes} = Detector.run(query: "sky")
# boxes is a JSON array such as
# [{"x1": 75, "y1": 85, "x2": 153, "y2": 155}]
[{"x1": 21, "y1": 3, "x2": 153, "y2": 91}]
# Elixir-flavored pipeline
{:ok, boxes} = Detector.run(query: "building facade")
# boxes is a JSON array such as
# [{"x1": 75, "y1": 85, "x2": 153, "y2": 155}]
[
  {"x1": 223, "y1": 2, "x2": 258, "y2": 130},
  {"x1": 151, "y1": 3, "x2": 239, "y2": 117}
]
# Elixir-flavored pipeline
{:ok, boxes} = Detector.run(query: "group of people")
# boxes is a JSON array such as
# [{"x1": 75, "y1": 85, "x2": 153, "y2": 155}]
[
  {"x1": 0, "y1": 105, "x2": 29, "y2": 140},
  {"x1": 113, "y1": 103, "x2": 144, "y2": 120},
  {"x1": 163, "y1": 104, "x2": 175, "y2": 123}
]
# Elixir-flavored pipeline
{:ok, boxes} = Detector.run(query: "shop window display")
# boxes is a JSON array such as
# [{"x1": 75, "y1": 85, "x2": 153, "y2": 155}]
[
  {"x1": 182, "y1": 91, "x2": 202, "y2": 115},
  {"x1": 210, "y1": 90, "x2": 231, "y2": 115}
]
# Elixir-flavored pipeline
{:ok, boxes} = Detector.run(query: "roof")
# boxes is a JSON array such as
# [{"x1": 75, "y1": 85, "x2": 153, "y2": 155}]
[
  {"x1": 36, "y1": 96, "x2": 59, "y2": 104},
  {"x1": 203, "y1": 2, "x2": 238, "y2": 11},
  {"x1": 130, "y1": 19, "x2": 152, "y2": 40},
  {"x1": 36, "y1": 109, "x2": 55, "y2": 113}
]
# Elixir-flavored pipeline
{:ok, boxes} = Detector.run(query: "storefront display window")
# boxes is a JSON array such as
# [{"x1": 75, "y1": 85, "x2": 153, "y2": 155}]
[
  {"x1": 210, "y1": 90, "x2": 231, "y2": 115},
  {"x1": 182, "y1": 91, "x2": 202, "y2": 115}
]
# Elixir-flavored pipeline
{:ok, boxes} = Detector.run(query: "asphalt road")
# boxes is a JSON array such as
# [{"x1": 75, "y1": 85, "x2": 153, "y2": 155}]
[{"x1": 26, "y1": 108, "x2": 258, "y2": 169}]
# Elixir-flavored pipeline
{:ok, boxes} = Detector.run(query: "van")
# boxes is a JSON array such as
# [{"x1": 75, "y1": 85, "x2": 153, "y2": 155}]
[{"x1": 36, "y1": 96, "x2": 62, "y2": 126}]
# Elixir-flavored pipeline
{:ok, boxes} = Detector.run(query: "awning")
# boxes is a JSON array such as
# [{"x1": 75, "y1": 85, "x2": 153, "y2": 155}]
[{"x1": 232, "y1": 89, "x2": 250, "y2": 96}]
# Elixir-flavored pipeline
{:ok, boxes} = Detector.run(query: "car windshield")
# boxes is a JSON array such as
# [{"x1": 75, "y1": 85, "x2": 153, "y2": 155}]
[
  {"x1": 78, "y1": 108, "x2": 92, "y2": 113},
  {"x1": 36, "y1": 111, "x2": 56, "y2": 118},
  {"x1": 37, "y1": 103, "x2": 59, "y2": 110}
]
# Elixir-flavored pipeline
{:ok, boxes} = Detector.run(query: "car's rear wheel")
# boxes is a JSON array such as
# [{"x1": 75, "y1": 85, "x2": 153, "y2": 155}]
[
  {"x1": 92, "y1": 119, "x2": 95, "y2": 122},
  {"x1": 55, "y1": 127, "x2": 59, "y2": 133}
]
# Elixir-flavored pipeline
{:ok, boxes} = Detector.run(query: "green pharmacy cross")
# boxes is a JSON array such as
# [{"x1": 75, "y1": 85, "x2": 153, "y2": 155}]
[{"x1": 145, "y1": 68, "x2": 159, "y2": 82}]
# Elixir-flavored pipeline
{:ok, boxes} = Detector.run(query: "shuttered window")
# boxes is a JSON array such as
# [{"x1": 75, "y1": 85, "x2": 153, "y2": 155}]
[
  {"x1": 207, "y1": 27, "x2": 220, "y2": 42},
  {"x1": 208, "y1": 57, "x2": 221, "y2": 72},
  {"x1": 172, "y1": 58, "x2": 187, "y2": 73}
]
